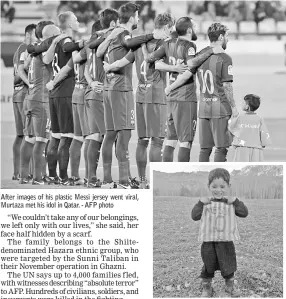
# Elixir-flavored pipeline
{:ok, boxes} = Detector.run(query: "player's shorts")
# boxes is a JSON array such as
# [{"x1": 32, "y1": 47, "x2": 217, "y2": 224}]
[
  {"x1": 24, "y1": 101, "x2": 50, "y2": 139},
  {"x1": 72, "y1": 85, "x2": 86, "y2": 104},
  {"x1": 85, "y1": 99, "x2": 106, "y2": 135},
  {"x1": 13, "y1": 85, "x2": 27, "y2": 103},
  {"x1": 136, "y1": 102, "x2": 167, "y2": 138},
  {"x1": 199, "y1": 117, "x2": 232, "y2": 148},
  {"x1": 166, "y1": 101, "x2": 197, "y2": 142},
  {"x1": 103, "y1": 90, "x2": 135, "y2": 131},
  {"x1": 49, "y1": 97, "x2": 73, "y2": 134},
  {"x1": 13, "y1": 102, "x2": 25, "y2": 136},
  {"x1": 72, "y1": 103, "x2": 89, "y2": 137}
]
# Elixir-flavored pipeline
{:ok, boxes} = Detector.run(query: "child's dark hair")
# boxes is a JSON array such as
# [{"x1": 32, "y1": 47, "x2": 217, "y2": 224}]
[
  {"x1": 208, "y1": 168, "x2": 230, "y2": 185},
  {"x1": 244, "y1": 94, "x2": 260, "y2": 112}
]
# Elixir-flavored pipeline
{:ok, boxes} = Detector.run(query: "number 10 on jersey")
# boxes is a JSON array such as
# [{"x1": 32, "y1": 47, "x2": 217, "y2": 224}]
[{"x1": 199, "y1": 69, "x2": 214, "y2": 94}]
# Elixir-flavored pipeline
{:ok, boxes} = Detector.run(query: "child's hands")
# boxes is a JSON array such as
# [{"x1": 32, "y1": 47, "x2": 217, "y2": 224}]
[
  {"x1": 200, "y1": 197, "x2": 211, "y2": 205},
  {"x1": 226, "y1": 197, "x2": 237, "y2": 205}
]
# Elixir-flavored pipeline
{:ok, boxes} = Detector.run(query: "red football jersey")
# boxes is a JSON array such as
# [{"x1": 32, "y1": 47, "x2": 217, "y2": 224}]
[
  {"x1": 198, "y1": 50, "x2": 233, "y2": 118},
  {"x1": 104, "y1": 30, "x2": 133, "y2": 92}
]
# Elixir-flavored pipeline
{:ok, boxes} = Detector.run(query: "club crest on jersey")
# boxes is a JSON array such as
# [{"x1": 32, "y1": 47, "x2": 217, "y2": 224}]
[
  {"x1": 188, "y1": 47, "x2": 196, "y2": 56},
  {"x1": 228, "y1": 65, "x2": 233, "y2": 75},
  {"x1": 125, "y1": 35, "x2": 131, "y2": 40}
]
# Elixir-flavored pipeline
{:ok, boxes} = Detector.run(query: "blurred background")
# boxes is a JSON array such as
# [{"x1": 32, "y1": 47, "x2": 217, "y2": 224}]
[{"x1": 1, "y1": 0, "x2": 286, "y2": 67}]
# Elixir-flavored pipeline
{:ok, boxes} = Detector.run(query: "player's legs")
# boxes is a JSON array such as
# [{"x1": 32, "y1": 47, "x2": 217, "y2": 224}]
[
  {"x1": 163, "y1": 103, "x2": 178, "y2": 162},
  {"x1": 19, "y1": 136, "x2": 35, "y2": 182},
  {"x1": 147, "y1": 103, "x2": 167, "y2": 162},
  {"x1": 47, "y1": 97, "x2": 61, "y2": 179},
  {"x1": 211, "y1": 117, "x2": 232, "y2": 162},
  {"x1": 47, "y1": 134, "x2": 60, "y2": 178},
  {"x1": 83, "y1": 139, "x2": 89, "y2": 182},
  {"x1": 136, "y1": 138, "x2": 149, "y2": 182},
  {"x1": 80, "y1": 104, "x2": 90, "y2": 182},
  {"x1": 57, "y1": 97, "x2": 74, "y2": 181},
  {"x1": 19, "y1": 106, "x2": 35, "y2": 182},
  {"x1": 199, "y1": 118, "x2": 214, "y2": 162},
  {"x1": 69, "y1": 103, "x2": 83, "y2": 179},
  {"x1": 31, "y1": 102, "x2": 50, "y2": 183},
  {"x1": 12, "y1": 101, "x2": 24, "y2": 178},
  {"x1": 111, "y1": 91, "x2": 135, "y2": 186},
  {"x1": 102, "y1": 91, "x2": 117, "y2": 184},
  {"x1": 69, "y1": 87, "x2": 90, "y2": 184},
  {"x1": 135, "y1": 102, "x2": 149, "y2": 183},
  {"x1": 116, "y1": 129, "x2": 132, "y2": 185},
  {"x1": 102, "y1": 130, "x2": 117, "y2": 183},
  {"x1": 172, "y1": 101, "x2": 197, "y2": 162},
  {"x1": 86, "y1": 98, "x2": 105, "y2": 186},
  {"x1": 86, "y1": 134, "x2": 103, "y2": 185}
]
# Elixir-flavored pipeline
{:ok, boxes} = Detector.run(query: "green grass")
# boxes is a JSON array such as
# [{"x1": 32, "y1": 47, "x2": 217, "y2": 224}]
[{"x1": 153, "y1": 197, "x2": 283, "y2": 297}]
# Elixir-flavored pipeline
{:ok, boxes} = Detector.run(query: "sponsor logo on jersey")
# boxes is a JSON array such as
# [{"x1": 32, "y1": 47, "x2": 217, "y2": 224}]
[
  {"x1": 188, "y1": 47, "x2": 196, "y2": 56},
  {"x1": 106, "y1": 72, "x2": 115, "y2": 78},
  {"x1": 202, "y1": 97, "x2": 218, "y2": 102},
  {"x1": 228, "y1": 65, "x2": 233, "y2": 75}
]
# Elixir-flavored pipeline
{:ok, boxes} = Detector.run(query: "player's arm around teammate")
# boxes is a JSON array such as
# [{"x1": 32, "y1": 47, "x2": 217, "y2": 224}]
[
  {"x1": 46, "y1": 58, "x2": 73, "y2": 91},
  {"x1": 42, "y1": 33, "x2": 69, "y2": 65},
  {"x1": 17, "y1": 58, "x2": 30, "y2": 86}
]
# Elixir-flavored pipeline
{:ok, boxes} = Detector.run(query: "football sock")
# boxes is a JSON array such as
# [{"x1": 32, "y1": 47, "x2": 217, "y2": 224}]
[
  {"x1": 29, "y1": 156, "x2": 34, "y2": 177},
  {"x1": 214, "y1": 147, "x2": 228, "y2": 162},
  {"x1": 20, "y1": 140, "x2": 33, "y2": 179},
  {"x1": 149, "y1": 138, "x2": 163, "y2": 162},
  {"x1": 118, "y1": 161, "x2": 129, "y2": 185},
  {"x1": 199, "y1": 148, "x2": 212, "y2": 162},
  {"x1": 136, "y1": 138, "x2": 149, "y2": 181},
  {"x1": 12, "y1": 135, "x2": 23, "y2": 176},
  {"x1": 114, "y1": 137, "x2": 134, "y2": 178},
  {"x1": 178, "y1": 147, "x2": 191, "y2": 162},
  {"x1": 84, "y1": 139, "x2": 90, "y2": 180},
  {"x1": 41, "y1": 140, "x2": 49, "y2": 176},
  {"x1": 47, "y1": 137, "x2": 60, "y2": 177},
  {"x1": 33, "y1": 141, "x2": 46, "y2": 181},
  {"x1": 69, "y1": 138, "x2": 83, "y2": 178},
  {"x1": 57, "y1": 137, "x2": 72, "y2": 179},
  {"x1": 116, "y1": 130, "x2": 131, "y2": 184},
  {"x1": 127, "y1": 160, "x2": 132, "y2": 179},
  {"x1": 102, "y1": 131, "x2": 117, "y2": 183},
  {"x1": 87, "y1": 140, "x2": 101, "y2": 181},
  {"x1": 163, "y1": 145, "x2": 175, "y2": 162}
]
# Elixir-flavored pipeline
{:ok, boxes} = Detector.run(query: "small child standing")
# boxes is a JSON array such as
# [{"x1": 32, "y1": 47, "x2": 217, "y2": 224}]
[
  {"x1": 192, "y1": 168, "x2": 248, "y2": 297},
  {"x1": 228, "y1": 94, "x2": 271, "y2": 162}
]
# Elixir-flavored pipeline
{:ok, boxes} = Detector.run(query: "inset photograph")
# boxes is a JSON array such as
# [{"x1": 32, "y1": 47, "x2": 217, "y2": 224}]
[{"x1": 152, "y1": 163, "x2": 283, "y2": 297}]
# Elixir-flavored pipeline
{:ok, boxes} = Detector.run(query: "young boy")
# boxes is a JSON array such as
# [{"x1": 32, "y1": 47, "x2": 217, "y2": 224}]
[
  {"x1": 228, "y1": 94, "x2": 271, "y2": 162},
  {"x1": 192, "y1": 168, "x2": 248, "y2": 297}
]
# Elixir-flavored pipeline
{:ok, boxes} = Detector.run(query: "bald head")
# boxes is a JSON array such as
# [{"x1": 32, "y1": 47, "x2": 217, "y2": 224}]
[{"x1": 42, "y1": 24, "x2": 61, "y2": 40}]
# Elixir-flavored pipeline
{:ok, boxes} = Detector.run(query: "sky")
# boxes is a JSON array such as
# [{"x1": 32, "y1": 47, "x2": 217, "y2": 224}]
[{"x1": 150, "y1": 163, "x2": 249, "y2": 173}]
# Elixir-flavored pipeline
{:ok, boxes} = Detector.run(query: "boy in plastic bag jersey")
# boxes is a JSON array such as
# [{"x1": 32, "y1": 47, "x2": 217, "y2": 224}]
[{"x1": 192, "y1": 168, "x2": 248, "y2": 297}]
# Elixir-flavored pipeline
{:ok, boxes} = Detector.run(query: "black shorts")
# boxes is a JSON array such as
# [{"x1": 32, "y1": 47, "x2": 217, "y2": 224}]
[
  {"x1": 49, "y1": 97, "x2": 74, "y2": 134},
  {"x1": 200, "y1": 241, "x2": 237, "y2": 278}
]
